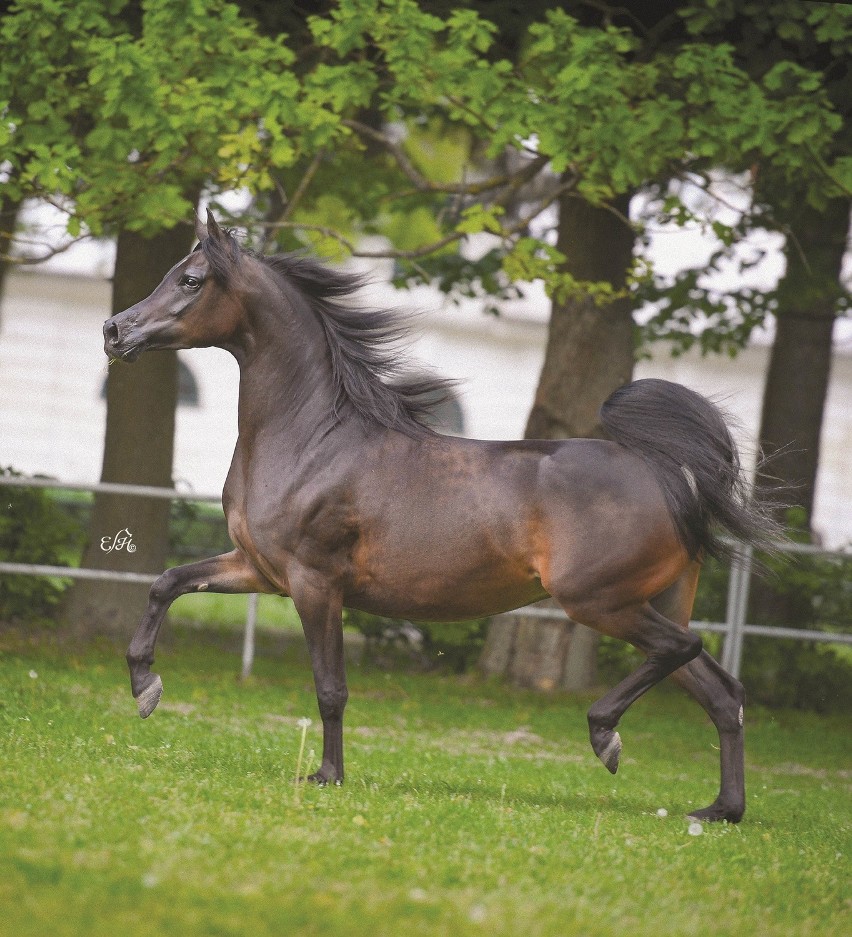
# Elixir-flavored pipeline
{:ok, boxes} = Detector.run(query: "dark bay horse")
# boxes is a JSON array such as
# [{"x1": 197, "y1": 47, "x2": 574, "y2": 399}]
[{"x1": 103, "y1": 212, "x2": 775, "y2": 822}]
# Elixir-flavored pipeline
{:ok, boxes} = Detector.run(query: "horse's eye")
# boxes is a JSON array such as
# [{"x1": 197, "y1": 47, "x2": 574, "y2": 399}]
[{"x1": 181, "y1": 275, "x2": 203, "y2": 291}]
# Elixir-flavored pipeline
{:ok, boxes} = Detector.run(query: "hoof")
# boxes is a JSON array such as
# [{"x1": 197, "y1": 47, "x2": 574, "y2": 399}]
[
  {"x1": 307, "y1": 771, "x2": 343, "y2": 787},
  {"x1": 687, "y1": 802, "x2": 745, "y2": 824},
  {"x1": 590, "y1": 728, "x2": 622, "y2": 774},
  {"x1": 135, "y1": 674, "x2": 163, "y2": 719},
  {"x1": 598, "y1": 731, "x2": 622, "y2": 774}
]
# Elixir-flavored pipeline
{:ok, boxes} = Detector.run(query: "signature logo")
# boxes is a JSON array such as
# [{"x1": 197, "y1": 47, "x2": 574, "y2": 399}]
[{"x1": 100, "y1": 528, "x2": 137, "y2": 554}]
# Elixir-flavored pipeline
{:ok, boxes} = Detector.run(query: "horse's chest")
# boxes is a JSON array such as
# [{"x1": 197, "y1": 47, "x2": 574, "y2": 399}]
[{"x1": 226, "y1": 475, "x2": 360, "y2": 575}]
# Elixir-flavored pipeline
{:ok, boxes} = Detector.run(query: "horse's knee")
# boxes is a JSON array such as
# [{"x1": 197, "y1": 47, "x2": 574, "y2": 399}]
[
  {"x1": 148, "y1": 568, "x2": 179, "y2": 606},
  {"x1": 679, "y1": 629, "x2": 703, "y2": 665},
  {"x1": 316, "y1": 682, "x2": 348, "y2": 722},
  {"x1": 716, "y1": 677, "x2": 746, "y2": 733},
  {"x1": 677, "y1": 654, "x2": 746, "y2": 733},
  {"x1": 652, "y1": 628, "x2": 702, "y2": 669}
]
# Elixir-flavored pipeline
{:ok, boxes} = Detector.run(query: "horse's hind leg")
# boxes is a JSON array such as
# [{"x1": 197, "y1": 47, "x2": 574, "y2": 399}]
[
  {"x1": 652, "y1": 563, "x2": 746, "y2": 822},
  {"x1": 549, "y1": 565, "x2": 703, "y2": 772},
  {"x1": 126, "y1": 550, "x2": 272, "y2": 717},
  {"x1": 578, "y1": 602, "x2": 703, "y2": 774},
  {"x1": 670, "y1": 654, "x2": 746, "y2": 822}
]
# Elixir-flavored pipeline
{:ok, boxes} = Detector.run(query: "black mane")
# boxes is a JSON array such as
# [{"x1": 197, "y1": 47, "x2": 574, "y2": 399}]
[{"x1": 201, "y1": 233, "x2": 454, "y2": 437}]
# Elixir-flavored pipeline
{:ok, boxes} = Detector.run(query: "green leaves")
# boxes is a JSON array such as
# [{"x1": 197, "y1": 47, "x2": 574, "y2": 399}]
[
  {"x1": 455, "y1": 205, "x2": 504, "y2": 236},
  {"x1": 1, "y1": 0, "x2": 314, "y2": 236},
  {"x1": 2, "y1": 0, "x2": 846, "y2": 352}
]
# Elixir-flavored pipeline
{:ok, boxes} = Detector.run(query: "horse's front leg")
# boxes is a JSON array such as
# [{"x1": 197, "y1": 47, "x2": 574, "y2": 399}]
[
  {"x1": 127, "y1": 549, "x2": 273, "y2": 717},
  {"x1": 289, "y1": 575, "x2": 347, "y2": 784}
]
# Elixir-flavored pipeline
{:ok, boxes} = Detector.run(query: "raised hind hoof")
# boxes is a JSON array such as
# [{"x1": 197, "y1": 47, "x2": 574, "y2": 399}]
[
  {"x1": 135, "y1": 674, "x2": 163, "y2": 719},
  {"x1": 687, "y1": 801, "x2": 745, "y2": 824},
  {"x1": 590, "y1": 727, "x2": 622, "y2": 774}
]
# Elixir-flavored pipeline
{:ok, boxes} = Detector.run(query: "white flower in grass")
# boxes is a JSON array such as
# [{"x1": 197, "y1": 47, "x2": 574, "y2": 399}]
[
  {"x1": 28, "y1": 670, "x2": 38, "y2": 679},
  {"x1": 469, "y1": 905, "x2": 487, "y2": 924},
  {"x1": 656, "y1": 808, "x2": 668, "y2": 818},
  {"x1": 688, "y1": 821, "x2": 704, "y2": 836},
  {"x1": 293, "y1": 718, "x2": 314, "y2": 799}
]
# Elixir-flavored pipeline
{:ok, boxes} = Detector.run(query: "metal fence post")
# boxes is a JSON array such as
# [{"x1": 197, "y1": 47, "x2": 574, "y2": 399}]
[
  {"x1": 721, "y1": 544, "x2": 753, "y2": 679},
  {"x1": 241, "y1": 592, "x2": 259, "y2": 679}
]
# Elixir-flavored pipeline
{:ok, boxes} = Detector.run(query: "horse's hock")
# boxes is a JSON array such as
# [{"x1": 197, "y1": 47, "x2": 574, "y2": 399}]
[{"x1": 479, "y1": 599, "x2": 599, "y2": 692}]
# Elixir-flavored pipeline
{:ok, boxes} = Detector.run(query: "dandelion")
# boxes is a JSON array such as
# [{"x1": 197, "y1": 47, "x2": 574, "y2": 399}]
[
  {"x1": 28, "y1": 670, "x2": 38, "y2": 679},
  {"x1": 656, "y1": 808, "x2": 668, "y2": 818},
  {"x1": 688, "y1": 821, "x2": 704, "y2": 836},
  {"x1": 469, "y1": 904, "x2": 487, "y2": 924},
  {"x1": 293, "y1": 717, "x2": 313, "y2": 802}
]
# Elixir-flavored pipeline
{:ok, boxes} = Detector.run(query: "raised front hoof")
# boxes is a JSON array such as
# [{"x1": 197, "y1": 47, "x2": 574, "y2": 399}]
[
  {"x1": 134, "y1": 674, "x2": 163, "y2": 719},
  {"x1": 590, "y1": 727, "x2": 622, "y2": 775},
  {"x1": 687, "y1": 801, "x2": 745, "y2": 824}
]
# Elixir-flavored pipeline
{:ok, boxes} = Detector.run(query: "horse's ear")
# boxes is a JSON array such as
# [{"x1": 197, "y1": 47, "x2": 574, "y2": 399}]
[
  {"x1": 194, "y1": 214, "x2": 208, "y2": 243},
  {"x1": 205, "y1": 208, "x2": 225, "y2": 242}
]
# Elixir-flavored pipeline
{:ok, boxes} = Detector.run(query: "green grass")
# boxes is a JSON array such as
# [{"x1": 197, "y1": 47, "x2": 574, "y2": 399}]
[
  {"x1": 0, "y1": 630, "x2": 848, "y2": 937},
  {"x1": 169, "y1": 591, "x2": 302, "y2": 631}
]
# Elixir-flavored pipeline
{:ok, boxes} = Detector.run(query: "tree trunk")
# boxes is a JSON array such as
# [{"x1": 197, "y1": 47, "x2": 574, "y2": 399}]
[
  {"x1": 481, "y1": 192, "x2": 637, "y2": 690},
  {"x1": 0, "y1": 193, "x2": 22, "y2": 326},
  {"x1": 525, "y1": 193, "x2": 635, "y2": 441},
  {"x1": 745, "y1": 198, "x2": 849, "y2": 696},
  {"x1": 758, "y1": 197, "x2": 850, "y2": 530},
  {"x1": 61, "y1": 221, "x2": 196, "y2": 638},
  {"x1": 480, "y1": 598, "x2": 607, "y2": 692}
]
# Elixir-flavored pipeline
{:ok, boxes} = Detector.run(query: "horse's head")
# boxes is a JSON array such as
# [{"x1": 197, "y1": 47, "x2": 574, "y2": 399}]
[{"x1": 103, "y1": 211, "x2": 245, "y2": 362}]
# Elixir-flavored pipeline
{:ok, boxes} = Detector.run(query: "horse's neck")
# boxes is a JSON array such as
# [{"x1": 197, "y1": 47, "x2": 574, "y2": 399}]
[{"x1": 228, "y1": 309, "x2": 350, "y2": 458}]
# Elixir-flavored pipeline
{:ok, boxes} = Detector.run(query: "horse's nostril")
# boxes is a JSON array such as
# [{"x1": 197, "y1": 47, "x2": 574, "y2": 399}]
[{"x1": 104, "y1": 321, "x2": 119, "y2": 344}]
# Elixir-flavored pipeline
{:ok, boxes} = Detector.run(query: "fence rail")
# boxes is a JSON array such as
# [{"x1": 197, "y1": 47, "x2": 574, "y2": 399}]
[
  {"x1": 0, "y1": 474, "x2": 221, "y2": 502},
  {"x1": 1, "y1": 474, "x2": 849, "y2": 679}
]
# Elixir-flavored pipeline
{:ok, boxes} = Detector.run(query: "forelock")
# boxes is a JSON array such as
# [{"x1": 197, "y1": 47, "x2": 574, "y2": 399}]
[{"x1": 198, "y1": 229, "x2": 241, "y2": 285}]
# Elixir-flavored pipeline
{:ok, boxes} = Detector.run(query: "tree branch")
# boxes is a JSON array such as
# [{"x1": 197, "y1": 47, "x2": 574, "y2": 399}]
[
  {"x1": 804, "y1": 142, "x2": 852, "y2": 198},
  {"x1": 1, "y1": 233, "x2": 95, "y2": 265},
  {"x1": 280, "y1": 148, "x2": 327, "y2": 223},
  {"x1": 343, "y1": 118, "x2": 549, "y2": 196},
  {"x1": 262, "y1": 219, "x2": 465, "y2": 261},
  {"x1": 257, "y1": 172, "x2": 579, "y2": 263}
]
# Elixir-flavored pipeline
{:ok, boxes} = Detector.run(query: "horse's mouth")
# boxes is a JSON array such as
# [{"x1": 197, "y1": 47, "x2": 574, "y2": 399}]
[
  {"x1": 105, "y1": 343, "x2": 143, "y2": 363},
  {"x1": 118, "y1": 345, "x2": 143, "y2": 362}
]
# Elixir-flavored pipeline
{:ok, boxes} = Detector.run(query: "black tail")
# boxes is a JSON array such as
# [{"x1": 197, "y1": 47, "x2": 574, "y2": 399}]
[{"x1": 600, "y1": 379, "x2": 780, "y2": 559}]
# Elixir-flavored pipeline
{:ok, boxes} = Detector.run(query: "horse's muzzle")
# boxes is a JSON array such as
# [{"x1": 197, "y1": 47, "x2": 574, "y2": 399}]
[{"x1": 103, "y1": 318, "x2": 142, "y2": 362}]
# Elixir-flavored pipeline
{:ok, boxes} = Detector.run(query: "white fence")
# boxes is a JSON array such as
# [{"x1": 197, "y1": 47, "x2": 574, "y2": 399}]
[{"x1": 1, "y1": 475, "x2": 850, "y2": 680}]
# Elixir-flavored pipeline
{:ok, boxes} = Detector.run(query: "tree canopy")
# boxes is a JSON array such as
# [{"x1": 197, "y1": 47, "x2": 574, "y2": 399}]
[{"x1": 1, "y1": 0, "x2": 848, "y2": 352}]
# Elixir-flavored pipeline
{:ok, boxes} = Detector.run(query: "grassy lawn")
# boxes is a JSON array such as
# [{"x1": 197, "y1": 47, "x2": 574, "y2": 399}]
[
  {"x1": 169, "y1": 592, "x2": 303, "y2": 632},
  {"x1": 0, "y1": 628, "x2": 848, "y2": 937}
]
